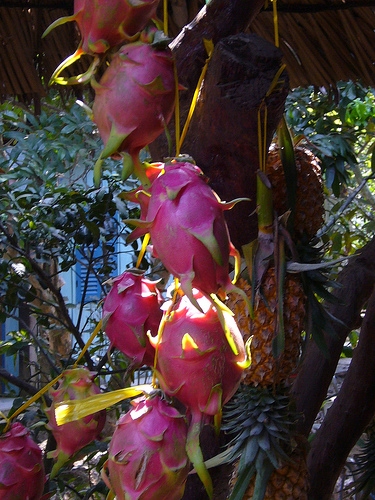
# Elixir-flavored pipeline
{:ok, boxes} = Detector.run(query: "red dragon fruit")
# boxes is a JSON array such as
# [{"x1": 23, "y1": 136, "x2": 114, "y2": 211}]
[
  {"x1": 45, "y1": 367, "x2": 106, "y2": 478},
  {"x1": 127, "y1": 161, "x2": 245, "y2": 307},
  {"x1": 92, "y1": 41, "x2": 176, "y2": 186},
  {"x1": 43, "y1": 0, "x2": 160, "y2": 84},
  {"x1": 102, "y1": 269, "x2": 163, "y2": 367},
  {"x1": 0, "y1": 421, "x2": 45, "y2": 500},
  {"x1": 103, "y1": 392, "x2": 189, "y2": 500},
  {"x1": 151, "y1": 289, "x2": 248, "y2": 498}
]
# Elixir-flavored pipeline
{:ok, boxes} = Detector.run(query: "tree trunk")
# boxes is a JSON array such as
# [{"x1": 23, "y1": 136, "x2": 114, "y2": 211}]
[
  {"x1": 182, "y1": 33, "x2": 288, "y2": 249},
  {"x1": 174, "y1": 31, "x2": 288, "y2": 500},
  {"x1": 292, "y1": 236, "x2": 375, "y2": 437},
  {"x1": 150, "y1": 0, "x2": 266, "y2": 162},
  {"x1": 307, "y1": 282, "x2": 375, "y2": 499}
]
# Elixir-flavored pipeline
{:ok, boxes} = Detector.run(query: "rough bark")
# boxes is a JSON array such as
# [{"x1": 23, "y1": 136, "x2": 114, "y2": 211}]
[
  {"x1": 151, "y1": 1, "x2": 287, "y2": 250},
  {"x1": 182, "y1": 33, "x2": 289, "y2": 249},
  {"x1": 292, "y1": 236, "x2": 375, "y2": 438},
  {"x1": 150, "y1": 0, "x2": 266, "y2": 162},
  {"x1": 306, "y1": 282, "x2": 375, "y2": 499}
]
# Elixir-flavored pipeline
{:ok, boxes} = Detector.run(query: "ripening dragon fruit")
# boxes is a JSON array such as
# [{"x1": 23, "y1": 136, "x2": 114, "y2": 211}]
[
  {"x1": 102, "y1": 269, "x2": 163, "y2": 367},
  {"x1": 46, "y1": 367, "x2": 106, "y2": 478},
  {"x1": 0, "y1": 422, "x2": 45, "y2": 500},
  {"x1": 151, "y1": 289, "x2": 247, "y2": 498},
  {"x1": 43, "y1": 0, "x2": 160, "y2": 83},
  {"x1": 92, "y1": 42, "x2": 176, "y2": 186},
  {"x1": 127, "y1": 161, "x2": 244, "y2": 306},
  {"x1": 103, "y1": 392, "x2": 189, "y2": 500},
  {"x1": 153, "y1": 289, "x2": 246, "y2": 423}
]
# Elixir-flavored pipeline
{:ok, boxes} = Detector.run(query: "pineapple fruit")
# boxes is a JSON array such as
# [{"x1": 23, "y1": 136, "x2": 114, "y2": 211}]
[
  {"x1": 224, "y1": 269, "x2": 309, "y2": 500},
  {"x1": 222, "y1": 141, "x2": 327, "y2": 499},
  {"x1": 266, "y1": 144, "x2": 325, "y2": 240},
  {"x1": 227, "y1": 269, "x2": 306, "y2": 388}
]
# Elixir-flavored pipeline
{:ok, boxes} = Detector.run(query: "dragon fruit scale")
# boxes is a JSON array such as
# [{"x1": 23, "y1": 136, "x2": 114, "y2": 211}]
[
  {"x1": 151, "y1": 289, "x2": 247, "y2": 498},
  {"x1": 0, "y1": 422, "x2": 45, "y2": 500},
  {"x1": 127, "y1": 161, "x2": 245, "y2": 305},
  {"x1": 102, "y1": 269, "x2": 163, "y2": 367},
  {"x1": 103, "y1": 392, "x2": 189, "y2": 500},
  {"x1": 45, "y1": 367, "x2": 106, "y2": 478},
  {"x1": 44, "y1": 0, "x2": 160, "y2": 84},
  {"x1": 92, "y1": 41, "x2": 176, "y2": 186}
]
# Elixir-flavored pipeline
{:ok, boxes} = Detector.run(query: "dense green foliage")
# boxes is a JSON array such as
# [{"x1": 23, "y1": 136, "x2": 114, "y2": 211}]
[{"x1": 286, "y1": 82, "x2": 375, "y2": 256}]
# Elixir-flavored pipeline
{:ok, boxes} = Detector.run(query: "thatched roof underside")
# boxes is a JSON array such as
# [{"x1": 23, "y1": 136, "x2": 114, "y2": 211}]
[
  {"x1": 0, "y1": 6, "x2": 87, "y2": 103},
  {"x1": 0, "y1": 0, "x2": 374, "y2": 104},
  {"x1": 251, "y1": 1, "x2": 375, "y2": 89}
]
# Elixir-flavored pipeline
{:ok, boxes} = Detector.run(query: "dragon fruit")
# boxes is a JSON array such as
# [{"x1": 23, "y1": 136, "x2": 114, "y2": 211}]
[
  {"x1": 92, "y1": 41, "x2": 176, "y2": 186},
  {"x1": 103, "y1": 392, "x2": 189, "y2": 500},
  {"x1": 127, "y1": 161, "x2": 245, "y2": 306},
  {"x1": 45, "y1": 367, "x2": 106, "y2": 478},
  {"x1": 0, "y1": 422, "x2": 45, "y2": 500},
  {"x1": 153, "y1": 290, "x2": 246, "y2": 425},
  {"x1": 151, "y1": 289, "x2": 247, "y2": 498},
  {"x1": 43, "y1": 0, "x2": 160, "y2": 84},
  {"x1": 102, "y1": 269, "x2": 163, "y2": 367}
]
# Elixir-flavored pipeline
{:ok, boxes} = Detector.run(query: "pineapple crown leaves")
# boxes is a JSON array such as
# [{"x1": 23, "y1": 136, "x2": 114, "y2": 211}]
[{"x1": 220, "y1": 384, "x2": 299, "y2": 500}]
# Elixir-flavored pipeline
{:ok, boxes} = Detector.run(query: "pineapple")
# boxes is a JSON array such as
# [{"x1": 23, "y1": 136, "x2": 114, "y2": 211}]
[
  {"x1": 221, "y1": 135, "x2": 320, "y2": 500},
  {"x1": 243, "y1": 435, "x2": 309, "y2": 500},
  {"x1": 224, "y1": 269, "x2": 308, "y2": 499},
  {"x1": 226, "y1": 268, "x2": 306, "y2": 388},
  {"x1": 222, "y1": 384, "x2": 309, "y2": 500},
  {"x1": 266, "y1": 145, "x2": 325, "y2": 240}
]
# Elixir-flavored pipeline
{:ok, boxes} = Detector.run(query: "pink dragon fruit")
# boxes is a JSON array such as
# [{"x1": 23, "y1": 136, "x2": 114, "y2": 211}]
[
  {"x1": 92, "y1": 41, "x2": 176, "y2": 186},
  {"x1": 151, "y1": 289, "x2": 247, "y2": 498},
  {"x1": 103, "y1": 392, "x2": 189, "y2": 500},
  {"x1": 45, "y1": 367, "x2": 106, "y2": 478},
  {"x1": 43, "y1": 0, "x2": 160, "y2": 84},
  {"x1": 102, "y1": 269, "x2": 163, "y2": 367},
  {"x1": 0, "y1": 422, "x2": 45, "y2": 500},
  {"x1": 127, "y1": 161, "x2": 245, "y2": 306},
  {"x1": 153, "y1": 290, "x2": 246, "y2": 424}
]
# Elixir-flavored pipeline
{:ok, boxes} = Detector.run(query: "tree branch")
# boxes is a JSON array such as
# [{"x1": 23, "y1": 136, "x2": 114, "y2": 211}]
[
  {"x1": 292, "y1": 235, "x2": 375, "y2": 437},
  {"x1": 0, "y1": 368, "x2": 41, "y2": 397},
  {"x1": 307, "y1": 283, "x2": 375, "y2": 499}
]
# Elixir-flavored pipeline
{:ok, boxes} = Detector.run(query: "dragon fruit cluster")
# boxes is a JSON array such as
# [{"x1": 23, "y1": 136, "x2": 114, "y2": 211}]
[
  {"x1": 44, "y1": 0, "x2": 176, "y2": 186},
  {"x1": 100, "y1": 161, "x2": 248, "y2": 498},
  {"x1": 41, "y1": 2, "x2": 250, "y2": 499}
]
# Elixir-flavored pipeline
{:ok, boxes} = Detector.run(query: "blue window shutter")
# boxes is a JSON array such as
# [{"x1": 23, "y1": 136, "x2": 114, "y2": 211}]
[{"x1": 76, "y1": 244, "x2": 117, "y2": 304}]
